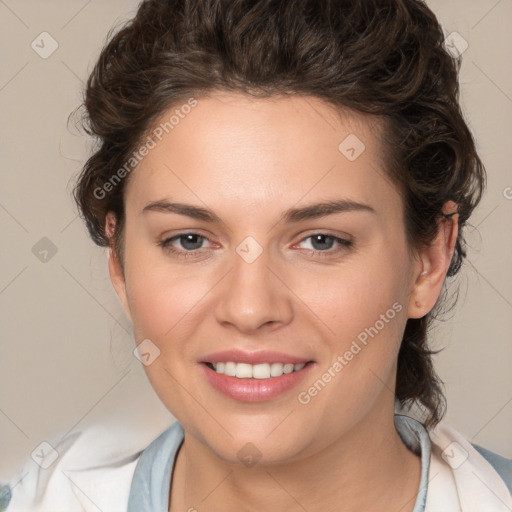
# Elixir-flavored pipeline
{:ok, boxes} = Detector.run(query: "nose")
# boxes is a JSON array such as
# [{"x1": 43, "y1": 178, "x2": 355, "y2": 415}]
[{"x1": 213, "y1": 244, "x2": 294, "y2": 334}]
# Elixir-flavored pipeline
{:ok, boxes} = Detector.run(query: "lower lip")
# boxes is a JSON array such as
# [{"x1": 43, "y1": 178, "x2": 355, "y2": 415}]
[{"x1": 199, "y1": 362, "x2": 314, "y2": 402}]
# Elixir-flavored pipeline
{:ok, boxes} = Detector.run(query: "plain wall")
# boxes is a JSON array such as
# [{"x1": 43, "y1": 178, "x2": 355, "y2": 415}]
[{"x1": 0, "y1": 0, "x2": 511, "y2": 480}]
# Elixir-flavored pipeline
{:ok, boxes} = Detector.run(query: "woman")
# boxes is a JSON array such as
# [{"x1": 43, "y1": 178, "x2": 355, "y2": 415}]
[{"x1": 3, "y1": 0, "x2": 511, "y2": 510}]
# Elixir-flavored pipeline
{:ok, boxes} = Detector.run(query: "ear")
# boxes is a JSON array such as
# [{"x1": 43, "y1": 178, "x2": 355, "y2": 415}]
[
  {"x1": 105, "y1": 212, "x2": 133, "y2": 324},
  {"x1": 407, "y1": 201, "x2": 459, "y2": 319}
]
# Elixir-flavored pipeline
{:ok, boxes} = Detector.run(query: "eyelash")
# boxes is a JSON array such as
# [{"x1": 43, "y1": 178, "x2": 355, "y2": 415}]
[{"x1": 158, "y1": 232, "x2": 353, "y2": 259}]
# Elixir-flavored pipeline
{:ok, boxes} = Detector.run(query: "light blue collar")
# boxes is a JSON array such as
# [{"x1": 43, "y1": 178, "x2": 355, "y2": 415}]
[{"x1": 127, "y1": 414, "x2": 431, "y2": 511}]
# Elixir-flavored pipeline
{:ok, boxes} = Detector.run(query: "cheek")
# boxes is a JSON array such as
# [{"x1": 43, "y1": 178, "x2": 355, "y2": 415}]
[
  {"x1": 293, "y1": 250, "x2": 411, "y2": 404},
  {"x1": 294, "y1": 254, "x2": 409, "y2": 335},
  {"x1": 122, "y1": 254, "x2": 212, "y2": 410},
  {"x1": 120, "y1": 235, "x2": 200, "y2": 339},
  {"x1": 125, "y1": 266, "x2": 208, "y2": 343},
  {"x1": 290, "y1": 267, "x2": 408, "y2": 443}
]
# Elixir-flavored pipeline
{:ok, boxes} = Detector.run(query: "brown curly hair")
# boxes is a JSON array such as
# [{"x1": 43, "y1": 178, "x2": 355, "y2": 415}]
[{"x1": 71, "y1": 0, "x2": 485, "y2": 429}]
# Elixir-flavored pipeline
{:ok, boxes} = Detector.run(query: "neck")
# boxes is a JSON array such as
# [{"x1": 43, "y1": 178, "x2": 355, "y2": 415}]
[{"x1": 169, "y1": 400, "x2": 422, "y2": 512}]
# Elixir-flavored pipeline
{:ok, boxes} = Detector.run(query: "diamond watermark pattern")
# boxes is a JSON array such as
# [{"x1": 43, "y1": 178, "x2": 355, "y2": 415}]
[
  {"x1": 134, "y1": 338, "x2": 161, "y2": 366},
  {"x1": 236, "y1": 236, "x2": 263, "y2": 264},
  {"x1": 31, "y1": 441, "x2": 59, "y2": 469},
  {"x1": 237, "y1": 442, "x2": 262, "y2": 467},
  {"x1": 441, "y1": 441, "x2": 469, "y2": 469},
  {"x1": 443, "y1": 32, "x2": 469, "y2": 58},
  {"x1": 31, "y1": 32, "x2": 59, "y2": 59},
  {"x1": 32, "y1": 237, "x2": 58, "y2": 263},
  {"x1": 338, "y1": 134, "x2": 366, "y2": 161}
]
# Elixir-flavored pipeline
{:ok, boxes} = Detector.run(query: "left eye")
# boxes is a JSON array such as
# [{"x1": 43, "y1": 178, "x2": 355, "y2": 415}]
[{"x1": 297, "y1": 233, "x2": 351, "y2": 252}]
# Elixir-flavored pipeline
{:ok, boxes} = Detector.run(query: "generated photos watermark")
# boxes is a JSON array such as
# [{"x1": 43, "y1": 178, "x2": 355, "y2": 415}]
[
  {"x1": 93, "y1": 97, "x2": 198, "y2": 200},
  {"x1": 297, "y1": 301, "x2": 403, "y2": 404}
]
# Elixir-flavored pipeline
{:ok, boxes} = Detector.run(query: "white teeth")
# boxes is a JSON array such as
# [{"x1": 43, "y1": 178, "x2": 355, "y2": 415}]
[
  {"x1": 224, "y1": 361, "x2": 237, "y2": 377},
  {"x1": 236, "y1": 363, "x2": 253, "y2": 378},
  {"x1": 209, "y1": 361, "x2": 308, "y2": 378},
  {"x1": 252, "y1": 363, "x2": 271, "y2": 379},
  {"x1": 283, "y1": 363, "x2": 294, "y2": 374},
  {"x1": 270, "y1": 362, "x2": 283, "y2": 377}
]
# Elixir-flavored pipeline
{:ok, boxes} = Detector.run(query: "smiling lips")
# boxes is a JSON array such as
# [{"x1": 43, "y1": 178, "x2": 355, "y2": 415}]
[{"x1": 199, "y1": 350, "x2": 314, "y2": 401}]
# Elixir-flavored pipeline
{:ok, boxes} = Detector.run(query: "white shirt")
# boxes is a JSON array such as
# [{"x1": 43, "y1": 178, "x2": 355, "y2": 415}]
[{"x1": 2, "y1": 415, "x2": 511, "y2": 511}]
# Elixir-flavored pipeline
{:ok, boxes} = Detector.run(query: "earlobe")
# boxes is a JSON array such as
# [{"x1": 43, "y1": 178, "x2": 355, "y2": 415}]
[
  {"x1": 105, "y1": 212, "x2": 133, "y2": 324},
  {"x1": 407, "y1": 201, "x2": 459, "y2": 318}
]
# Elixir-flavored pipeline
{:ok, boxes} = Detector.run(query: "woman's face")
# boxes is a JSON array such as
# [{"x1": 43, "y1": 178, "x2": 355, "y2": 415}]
[{"x1": 110, "y1": 92, "x2": 426, "y2": 464}]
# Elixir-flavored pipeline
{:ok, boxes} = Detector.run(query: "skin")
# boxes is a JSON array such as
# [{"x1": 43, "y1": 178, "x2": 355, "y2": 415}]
[{"x1": 105, "y1": 92, "x2": 458, "y2": 512}]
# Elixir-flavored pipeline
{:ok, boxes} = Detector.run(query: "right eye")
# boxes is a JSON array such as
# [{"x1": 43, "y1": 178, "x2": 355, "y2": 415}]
[{"x1": 159, "y1": 232, "x2": 214, "y2": 259}]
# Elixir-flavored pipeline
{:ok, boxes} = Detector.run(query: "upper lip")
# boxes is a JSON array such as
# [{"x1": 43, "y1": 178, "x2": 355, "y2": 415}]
[{"x1": 200, "y1": 350, "x2": 313, "y2": 365}]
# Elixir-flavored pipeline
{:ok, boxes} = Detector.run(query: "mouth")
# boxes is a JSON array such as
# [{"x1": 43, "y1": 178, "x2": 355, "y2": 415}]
[
  {"x1": 204, "y1": 361, "x2": 311, "y2": 379},
  {"x1": 199, "y1": 359, "x2": 315, "y2": 402}
]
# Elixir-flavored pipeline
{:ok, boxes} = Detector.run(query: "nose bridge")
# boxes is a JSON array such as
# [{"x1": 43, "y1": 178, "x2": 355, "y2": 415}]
[{"x1": 214, "y1": 236, "x2": 293, "y2": 332}]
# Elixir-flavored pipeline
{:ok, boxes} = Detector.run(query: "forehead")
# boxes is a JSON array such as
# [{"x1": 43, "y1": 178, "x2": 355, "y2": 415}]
[{"x1": 124, "y1": 92, "x2": 398, "y2": 217}]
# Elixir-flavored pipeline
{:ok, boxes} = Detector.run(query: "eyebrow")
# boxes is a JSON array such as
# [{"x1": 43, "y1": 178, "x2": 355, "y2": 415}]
[{"x1": 142, "y1": 198, "x2": 376, "y2": 223}]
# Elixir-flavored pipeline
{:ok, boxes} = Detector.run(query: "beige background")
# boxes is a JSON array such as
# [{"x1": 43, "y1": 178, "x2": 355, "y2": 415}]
[{"x1": 0, "y1": 0, "x2": 511, "y2": 481}]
